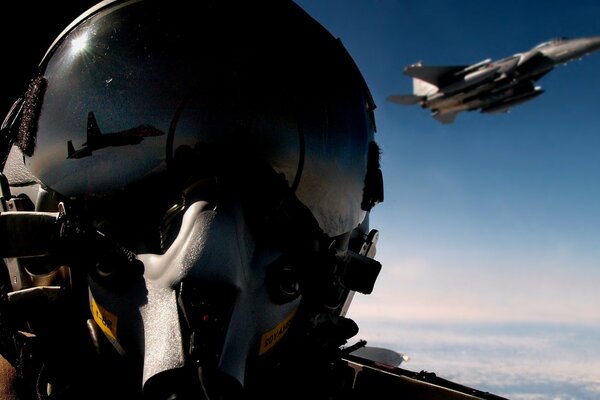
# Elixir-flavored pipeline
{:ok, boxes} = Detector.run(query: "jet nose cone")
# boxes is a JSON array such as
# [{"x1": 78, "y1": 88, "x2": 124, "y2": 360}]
[{"x1": 580, "y1": 36, "x2": 600, "y2": 54}]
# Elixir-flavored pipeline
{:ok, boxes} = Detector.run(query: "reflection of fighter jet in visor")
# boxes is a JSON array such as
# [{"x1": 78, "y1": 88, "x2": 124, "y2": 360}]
[{"x1": 67, "y1": 112, "x2": 164, "y2": 159}]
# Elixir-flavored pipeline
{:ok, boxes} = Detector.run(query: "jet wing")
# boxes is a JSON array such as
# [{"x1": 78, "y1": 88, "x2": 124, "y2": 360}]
[{"x1": 404, "y1": 64, "x2": 469, "y2": 87}]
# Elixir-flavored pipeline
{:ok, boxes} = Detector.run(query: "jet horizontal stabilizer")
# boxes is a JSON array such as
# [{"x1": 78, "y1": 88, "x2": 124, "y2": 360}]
[{"x1": 386, "y1": 94, "x2": 423, "y2": 105}]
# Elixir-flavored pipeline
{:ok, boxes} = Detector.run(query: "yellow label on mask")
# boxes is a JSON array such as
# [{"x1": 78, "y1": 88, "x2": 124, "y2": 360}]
[
  {"x1": 91, "y1": 297, "x2": 118, "y2": 339},
  {"x1": 259, "y1": 309, "x2": 296, "y2": 355}
]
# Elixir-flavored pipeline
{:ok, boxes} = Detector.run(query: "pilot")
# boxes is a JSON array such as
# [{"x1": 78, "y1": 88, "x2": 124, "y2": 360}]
[{"x1": 0, "y1": 1, "x2": 383, "y2": 399}]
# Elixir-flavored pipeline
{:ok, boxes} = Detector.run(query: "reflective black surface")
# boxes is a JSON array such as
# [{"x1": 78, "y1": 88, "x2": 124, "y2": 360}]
[{"x1": 21, "y1": 0, "x2": 377, "y2": 236}]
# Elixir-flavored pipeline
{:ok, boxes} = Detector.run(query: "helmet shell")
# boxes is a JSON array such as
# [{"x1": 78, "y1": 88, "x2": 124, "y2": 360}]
[{"x1": 23, "y1": 0, "x2": 377, "y2": 237}]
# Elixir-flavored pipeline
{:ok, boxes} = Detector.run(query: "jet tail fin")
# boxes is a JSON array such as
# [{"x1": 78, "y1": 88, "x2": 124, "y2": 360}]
[
  {"x1": 404, "y1": 63, "x2": 467, "y2": 87},
  {"x1": 432, "y1": 111, "x2": 458, "y2": 124},
  {"x1": 86, "y1": 111, "x2": 101, "y2": 142},
  {"x1": 412, "y1": 77, "x2": 438, "y2": 97},
  {"x1": 67, "y1": 140, "x2": 75, "y2": 158}
]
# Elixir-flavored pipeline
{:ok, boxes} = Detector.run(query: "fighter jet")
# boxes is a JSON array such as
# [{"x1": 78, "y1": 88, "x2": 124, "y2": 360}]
[
  {"x1": 67, "y1": 112, "x2": 164, "y2": 159},
  {"x1": 387, "y1": 36, "x2": 600, "y2": 124}
]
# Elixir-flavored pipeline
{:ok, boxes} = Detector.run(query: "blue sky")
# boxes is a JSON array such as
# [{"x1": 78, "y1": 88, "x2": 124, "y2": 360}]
[{"x1": 295, "y1": 0, "x2": 600, "y2": 398}]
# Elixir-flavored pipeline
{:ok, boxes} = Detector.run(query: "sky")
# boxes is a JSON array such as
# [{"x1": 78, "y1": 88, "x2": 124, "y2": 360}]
[{"x1": 294, "y1": 1, "x2": 600, "y2": 398}]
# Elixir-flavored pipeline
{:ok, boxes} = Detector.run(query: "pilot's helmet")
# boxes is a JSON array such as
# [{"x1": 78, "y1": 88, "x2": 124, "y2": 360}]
[{"x1": 1, "y1": 0, "x2": 383, "y2": 396}]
